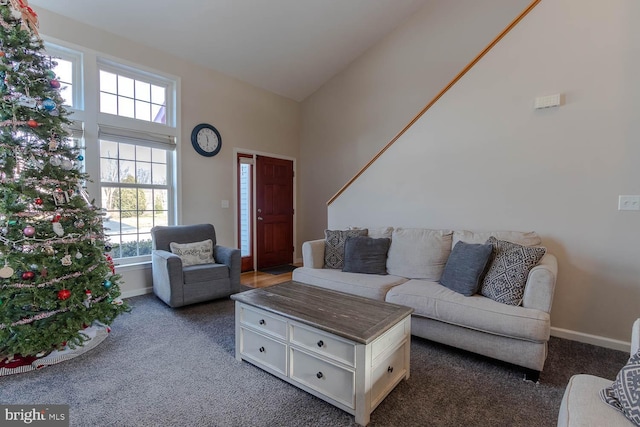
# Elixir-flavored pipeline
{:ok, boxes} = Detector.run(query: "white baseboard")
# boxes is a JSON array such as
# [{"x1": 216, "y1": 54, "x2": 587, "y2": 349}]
[
  {"x1": 121, "y1": 287, "x2": 152, "y2": 299},
  {"x1": 551, "y1": 327, "x2": 631, "y2": 352}
]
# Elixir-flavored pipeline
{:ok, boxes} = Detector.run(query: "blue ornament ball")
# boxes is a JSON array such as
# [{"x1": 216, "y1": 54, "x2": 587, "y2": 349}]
[
  {"x1": 77, "y1": 155, "x2": 84, "y2": 161},
  {"x1": 103, "y1": 280, "x2": 112, "y2": 289},
  {"x1": 42, "y1": 98, "x2": 56, "y2": 111}
]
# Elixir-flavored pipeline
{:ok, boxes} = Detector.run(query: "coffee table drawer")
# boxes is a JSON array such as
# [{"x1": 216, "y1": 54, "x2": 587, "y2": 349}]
[
  {"x1": 239, "y1": 304, "x2": 287, "y2": 339},
  {"x1": 371, "y1": 343, "x2": 407, "y2": 407},
  {"x1": 290, "y1": 323, "x2": 355, "y2": 367},
  {"x1": 240, "y1": 327, "x2": 287, "y2": 375},
  {"x1": 290, "y1": 348, "x2": 355, "y2": 409}
]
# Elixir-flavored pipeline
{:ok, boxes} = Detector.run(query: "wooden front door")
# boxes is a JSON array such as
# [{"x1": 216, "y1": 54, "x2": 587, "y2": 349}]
[{"x1": 256, "y1": 155, "x2": 294, "y2": 269}]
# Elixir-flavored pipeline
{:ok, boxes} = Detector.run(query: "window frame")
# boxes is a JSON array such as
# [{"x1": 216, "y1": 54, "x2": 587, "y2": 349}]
[{"x1": 43, "y1": 43, "x2": 84, "y2": 111}]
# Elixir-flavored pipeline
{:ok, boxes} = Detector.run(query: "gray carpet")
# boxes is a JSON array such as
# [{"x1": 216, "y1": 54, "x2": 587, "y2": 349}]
[{"x1": 0, "y1": 293, "x2": 628, "y2": 427}]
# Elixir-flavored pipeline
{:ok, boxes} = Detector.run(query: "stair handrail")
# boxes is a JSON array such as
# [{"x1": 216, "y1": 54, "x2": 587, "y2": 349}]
[{"x1": 327, "y1": 0, "x2": 541, "y2": 206}]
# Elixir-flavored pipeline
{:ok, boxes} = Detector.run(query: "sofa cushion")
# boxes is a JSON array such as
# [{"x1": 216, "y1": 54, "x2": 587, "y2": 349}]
[
  {"x1": 385, "y1": 279, "x2": 550, "y2": 342},
  {"x1": 440, "y1": 241, "x2": 493, "y2": 296},
  {"x1": 600, "y1": 350, "x2": 640, "y2": 426},
  {"x1": 386, "y1": 228, "x2": 453, "y2": 281},
  {"x1": 452, "y1": 230, "x2": 542, "y2": 248},
  {"x1": 480, "y1": 237, "x2": 546, "y2": 306},
  {"x1": 292, "y1": 266, "x2": 407, "y2": 301},
  {"x1": 324, "y1": 229, "x2": 368, "y2": 269},
  {"x1": 342, "y1": 236, "x2": 390, "y2": 275},
  {"x1": 169, "y1": 239, "x2": 215, "y2": 266}
]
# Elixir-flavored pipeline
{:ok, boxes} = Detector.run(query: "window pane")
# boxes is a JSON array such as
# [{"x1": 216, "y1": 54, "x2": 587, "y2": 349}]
[
  {"x1": 54, "y1": 59, "x2": 73, "y2": 83},
  {"x1": 136, "y1": 162, "x2": 151, "y2": 184},
  {"x1": 100, "y1": 92, "x2": 117, "y2": 115},
  {"x1": 151, "y1": 148, "x2": 166, "y2": 164},
  {"x1": 153, "y1": 189, "x2": 168, "y2": 211},
  {"x1": 100, "y1": 140, "x2": 118, "y2": 158},
  {"x1": 136, "y1": 145, "x2": 151, "y2": 162},
  {"x1": 135, "y1": 80, "x2": 151, "y2": 102},
  {"x1": 135, "y1": 100, "x2": 151, "y2": 121},
  {"x1": 100, "y1": 70, "x2": 117, "y2": 93},
  {"x1": 100, "y1": 158, "x2": 119, "y2": 182},
  {"x1": 101, "y1": 187, "x2": 120, "y2": 211},
  {"x1": 151, "y1": 85, "x2": 165, "y2": 104},
  {"x1": 151, "y1": 104, "x2": 165, "y2": 124},
  {"x1": 138, "y1": 233, "x2": 152, "y2": 255},
  {"x1": 59, "y1": 85, "x2": 73, "y2": 108},
  {"x1": 118, "y1": 96, "x2": 135, "y2": 118},
  {"x1": 118, "y1": 75, "x2": 134, "y2": 97},
  {"x1": 138, "y1": 190, "x2": 153, "y2": 233},
  {"x1": 119, "y1": 143, "x2": 135, "y2": 161},
  {"x1": 119, "y1": 160, "x2": 135, "y2": 182},
  {"x1": 151, "y1": 163, "x2": 167, "y2": 185}
]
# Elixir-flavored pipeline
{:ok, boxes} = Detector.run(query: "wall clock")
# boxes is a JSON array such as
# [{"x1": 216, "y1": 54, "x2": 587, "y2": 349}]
[{"x1": 191, "y1": 123, "x2": 222, "y2": 157}]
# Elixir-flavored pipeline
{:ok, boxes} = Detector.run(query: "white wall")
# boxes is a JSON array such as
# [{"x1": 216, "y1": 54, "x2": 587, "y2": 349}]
[
  {"x1": 299, "y1": 0, "x2": 532, "y2": 246},
  {"x1": 36, "y1": 9, "x2": 300, "y2": 297},
  {"x1": 326, "y1": 0, "x2": 640, "y2": 345}
]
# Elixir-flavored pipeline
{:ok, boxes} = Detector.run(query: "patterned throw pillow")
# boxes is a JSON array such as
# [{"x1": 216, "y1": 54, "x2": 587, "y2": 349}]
[
  {"x1": 600, "y1": 350, "x2": 640, "y2": 426},
  {"x1": 480, "y1": 237, "x2": 546, "y2": 306},
  {"x1": 169, "y1": 239, "x2": 215, "y2": 266},
  {"x1": 324, "y1": 229, "x2": 368, "y2": 269}
]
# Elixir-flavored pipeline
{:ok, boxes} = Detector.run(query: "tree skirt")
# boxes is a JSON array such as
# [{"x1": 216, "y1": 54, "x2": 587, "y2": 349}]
[{"x1": 0, "y1": 323, "x2": 111, "y2": 376}]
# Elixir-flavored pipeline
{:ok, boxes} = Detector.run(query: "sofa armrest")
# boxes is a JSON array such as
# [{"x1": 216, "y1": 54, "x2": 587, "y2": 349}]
[
  {"x1": 302, "y1": 239, "x2": 325, "y2": 268},
  {"x1": 522, "y1": 253, "x2": 558, "y2": 312},
  {"x1": 632, "y1": 319, "x2": 639, "y2": 355},
  {"x1": 214, "y1": 245, "x2": 241, "y2": 292}
]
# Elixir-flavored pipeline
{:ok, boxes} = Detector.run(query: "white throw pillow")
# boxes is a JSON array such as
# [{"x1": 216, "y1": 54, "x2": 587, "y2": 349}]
[
  {"x1": 386, "y1": 228, "x2": 453, "y2": 280},
  {"x1": 452, "y1": 230, "x2": 542, "y2": 249},
  {"x1": 169, "y1": 239, "x2": 215, "y2": 266}
]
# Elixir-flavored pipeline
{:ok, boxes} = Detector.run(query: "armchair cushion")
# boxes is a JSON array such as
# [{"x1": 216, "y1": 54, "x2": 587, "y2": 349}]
[{"x1": 169, "y1": 239, "x2": 215, "y2": 266}]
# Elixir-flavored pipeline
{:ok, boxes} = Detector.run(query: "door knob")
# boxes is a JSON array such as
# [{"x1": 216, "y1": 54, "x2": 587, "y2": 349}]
[{"x1": 258, "y1": 216, "x2": 263, "y2": 221}]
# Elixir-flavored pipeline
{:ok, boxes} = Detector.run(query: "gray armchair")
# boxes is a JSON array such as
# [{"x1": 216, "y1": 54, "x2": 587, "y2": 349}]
[{"x1": 151, "y1": 224, "x2": 241, "y2": 308}]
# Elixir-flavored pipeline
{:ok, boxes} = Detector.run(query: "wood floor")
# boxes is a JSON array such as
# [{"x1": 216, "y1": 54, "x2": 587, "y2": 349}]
[{"x1": 240, "y1": 270, "x2": 294, "y2": 288}]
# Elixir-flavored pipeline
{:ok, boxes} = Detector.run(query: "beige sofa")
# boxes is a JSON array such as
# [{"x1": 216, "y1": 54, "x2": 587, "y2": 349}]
[
  {"x1": 292, "y1": 228, "x2": 558, "y2": 380},
  {"x1": 557, "y1": 318, "x2": 640, "y2": 427}
]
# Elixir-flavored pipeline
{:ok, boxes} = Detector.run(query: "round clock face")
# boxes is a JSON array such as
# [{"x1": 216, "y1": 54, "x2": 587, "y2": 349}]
[{"x1": 191, "y1": 124, "x2": 222, "y2": 157}]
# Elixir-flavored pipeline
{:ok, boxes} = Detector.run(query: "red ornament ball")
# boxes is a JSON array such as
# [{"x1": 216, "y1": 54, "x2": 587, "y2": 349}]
[
  {"x1": 27, "y1": 119, "x2": 38, "y2": 128},
  {"x1": 50, "y1": 79, "x2": 61, "y2": 89},
  {"x1": 35, "y1": 198, "x2": 43, "y2": 205},
  {"x1": 21, "y1": 271, "x2": 35, "y2": 280},
  {"x1": 23, "y1": 226, "x2": 35, "y2": 237},
  {"x1": 57, "y1": 289, "x2": 71, "y2": 300}
]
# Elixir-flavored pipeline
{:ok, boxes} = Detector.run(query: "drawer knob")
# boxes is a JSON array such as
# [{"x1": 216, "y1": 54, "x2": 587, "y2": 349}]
[
  {"x1": 259, "y1": 319, "x2": 265, "y2": 325},
  {"x1": 316, "y1": 371, "x2": 323, "y2": 379},
  {"x1": 317, "y1": 340, "x2": 324, "y2": 348},
  {"x1": 387, "y1": 366, "x2": 394, "y2": 373},
  {"x1": 259, "y1": 346, "x2": 265, "y2": 353}
]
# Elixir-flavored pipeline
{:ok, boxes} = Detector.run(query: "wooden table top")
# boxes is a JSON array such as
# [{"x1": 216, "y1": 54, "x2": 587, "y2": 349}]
[{"x1": 231, "y1": 281, "x2": 413, "y2": 344}]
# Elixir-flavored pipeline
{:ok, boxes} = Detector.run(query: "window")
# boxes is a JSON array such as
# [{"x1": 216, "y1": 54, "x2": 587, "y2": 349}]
[
  {"x1": 98, "y1": 127, "x2": 175, "y2": 262},
  {"x1": 99, "y1": 68, "x2": 168, "y2": 124},
  {"x1": 44, "y1": 44, "x2": 82, "y2": 109},
  {"x1": 43, "y1": 42, "x2": 179, "y2": 264}
]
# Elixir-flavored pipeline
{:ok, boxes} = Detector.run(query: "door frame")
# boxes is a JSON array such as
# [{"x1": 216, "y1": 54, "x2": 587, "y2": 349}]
[{"x1": 233, "y1": 148, "x2": 297, "y2": 272}]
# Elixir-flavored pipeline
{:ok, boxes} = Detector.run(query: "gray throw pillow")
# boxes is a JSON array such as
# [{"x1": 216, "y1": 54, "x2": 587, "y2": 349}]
[
  {"x1": 600, "y1": 350, "x2": 640, "y2": 426},
  {"x1": 342, "y1": 236, "x2": 390, "y2": 275},
  {"x1": 480, "y1": 237, "x2": 546, "y2": 306},
  {"x1": 324, "y1": 229, "x2": 368, "y2": 269},
  {"x1": 439, "y1": 241, "x2": 493, "y2": 296}
]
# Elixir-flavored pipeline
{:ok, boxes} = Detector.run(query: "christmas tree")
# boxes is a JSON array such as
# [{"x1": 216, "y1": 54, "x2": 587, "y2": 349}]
[{"x1": 0, "y1": 1, "x2": 128, "y2": 363}]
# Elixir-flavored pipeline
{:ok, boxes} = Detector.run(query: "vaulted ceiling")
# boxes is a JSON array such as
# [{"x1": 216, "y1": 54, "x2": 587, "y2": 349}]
[{"x1": 29, "y1": 0, "x2": 430, "y2": 101}]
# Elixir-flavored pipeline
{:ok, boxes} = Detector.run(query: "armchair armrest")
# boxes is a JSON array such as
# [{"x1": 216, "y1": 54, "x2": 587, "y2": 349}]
[
  {"x1": 302, "y1": 239, "x2": 325, "y2": 268},
  {"x1": 522, "y1": 253, "x2": 558, "y2": 312},
  {"x1": 152, "y1": 249, "x2": 184, "y2": 307},
  {"x1": 214, "y1": 245, "x2": 241, "y2": 292}
]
